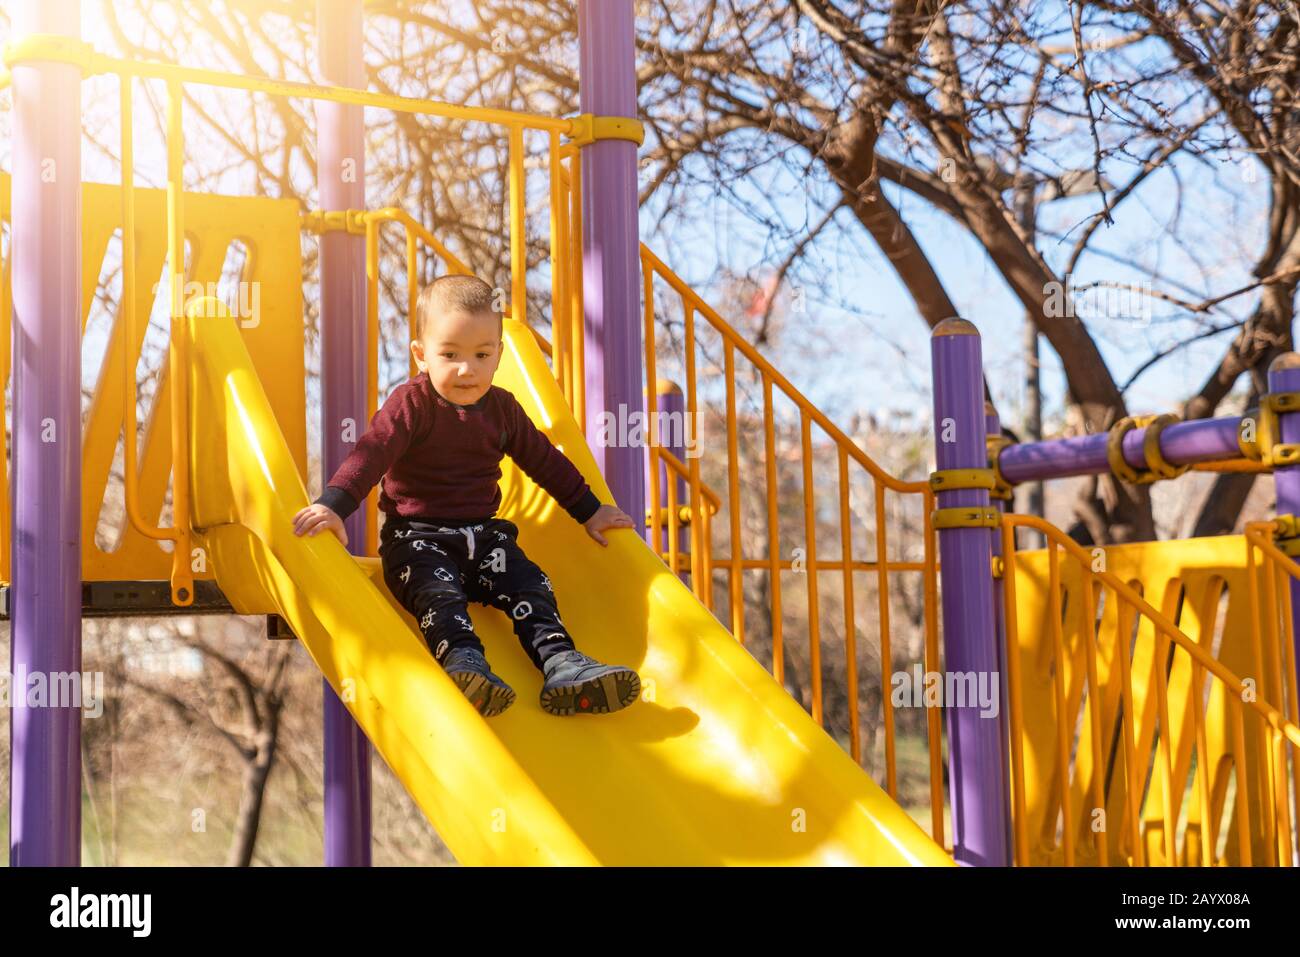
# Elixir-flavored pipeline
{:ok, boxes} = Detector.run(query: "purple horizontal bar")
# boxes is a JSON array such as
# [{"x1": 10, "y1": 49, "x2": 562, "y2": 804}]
[{"x1": 998, "y1": 415, "x2": 1243, "y2": 485}]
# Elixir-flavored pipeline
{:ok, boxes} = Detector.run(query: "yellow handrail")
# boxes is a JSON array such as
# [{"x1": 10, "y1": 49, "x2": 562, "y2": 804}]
[
  {"x1": 163, "y1": 78, "x2": 194, "y2": 604},
  {"x1": 2, "y1": 34, "x2": 583, "y2": 136},
  {"x1": 639, "y1": 240, "x2": 942, "y2": 809},
  {"x1": 119, "y1": 78, "x2": 148, "y2": 540},
  {"x1": 651, "y1": 446, "x2": 721, "y2": 579},
  {"x1": 640, "y1": 246, "x2": 925, "y2": 492}
]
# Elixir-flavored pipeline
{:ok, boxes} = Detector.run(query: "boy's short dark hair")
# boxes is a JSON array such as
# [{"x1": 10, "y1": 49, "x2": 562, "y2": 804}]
[{"x1": 415, "y1": 275, "x2": 502, "y2": 340}]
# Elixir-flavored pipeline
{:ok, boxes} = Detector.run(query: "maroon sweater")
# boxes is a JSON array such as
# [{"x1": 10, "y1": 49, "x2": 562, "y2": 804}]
[{"x1": 314, "y1": 375, "x2": 601, "y2": 526}]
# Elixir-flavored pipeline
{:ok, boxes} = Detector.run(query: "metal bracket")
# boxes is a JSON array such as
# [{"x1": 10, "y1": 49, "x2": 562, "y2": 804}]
[
  {"x1": 1107, "y1": 413, "x2": 1187, "y2": 485},
  {"x1": 646, "y1": 505, "x2": 693, "y2": 527},
  {"x1": 1272, "y1": 513, "x2": 1300, "y2": 556},
  {"x1": 1239, "y1": 392, "x2": 1300, "y2": 467},
  {"x1": 566, "y1": 113, "x2": 645, "y2": 148},
  {"x1": 301, "y1": 208, "x2": 367, "y2": 235},
  {"x1": 985, "y1": 434, "x2": 1015, "y2": 501},
  {"x1": 2, "y1": 34, "x2": 101, "y2": 75},
  {"x1": 929, "y1": 468, "x2": 996, "y2": 493},
  {"x1": 932, "y1": 506, "x2": 1000, "y2": 530}
]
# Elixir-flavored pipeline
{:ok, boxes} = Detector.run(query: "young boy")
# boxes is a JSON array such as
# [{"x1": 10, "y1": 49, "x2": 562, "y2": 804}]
[{"x1": 292, "y1": 274, "x2": 641, "y2": 718}]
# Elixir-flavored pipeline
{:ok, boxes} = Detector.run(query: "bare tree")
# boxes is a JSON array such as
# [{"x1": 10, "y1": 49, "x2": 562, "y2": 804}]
[{"x1": 121, "y1": 618, "x2": 293, "y2": 866}]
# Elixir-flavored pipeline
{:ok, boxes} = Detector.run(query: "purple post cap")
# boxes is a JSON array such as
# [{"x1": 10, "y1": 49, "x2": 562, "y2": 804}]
[
  {"x1": 932, "y1": 317, "x2": 979, "y2": 337},
  {"x1": 656, "y1": 378, "x2": 682, "y2": 395},
  {"x1": 1269, "y1": 352, "x2": 1300, "y2": 374}
]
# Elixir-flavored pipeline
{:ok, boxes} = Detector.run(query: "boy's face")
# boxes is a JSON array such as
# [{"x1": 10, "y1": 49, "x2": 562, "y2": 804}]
[{"x1": 411, "y1": 307, "x2": 503, "y2": 406}]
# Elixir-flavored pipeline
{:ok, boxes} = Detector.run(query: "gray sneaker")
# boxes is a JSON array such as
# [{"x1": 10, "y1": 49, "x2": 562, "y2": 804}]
[
  {"x1": 540, "y1": 650, "x2": 640, "y2": 716},
  {"x1": 442, "y1": 646, "x2": 516, "y2": 717}
]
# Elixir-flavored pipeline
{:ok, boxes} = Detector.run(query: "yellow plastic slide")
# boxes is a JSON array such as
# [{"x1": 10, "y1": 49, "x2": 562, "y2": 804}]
[{"x1": 186, "y1": 298, "x2": 952, "y2": 865}]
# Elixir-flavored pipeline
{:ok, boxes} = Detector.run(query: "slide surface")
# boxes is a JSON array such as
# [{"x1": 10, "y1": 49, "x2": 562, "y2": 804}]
[{"x1": 187, "y1": 300, "x2": 952, "y2": 865}]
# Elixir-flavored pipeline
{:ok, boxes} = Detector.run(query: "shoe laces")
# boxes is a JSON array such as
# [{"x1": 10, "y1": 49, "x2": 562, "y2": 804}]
[
  {"x1": 449, "y1": 647, "x2": 487, "y2": 668},
  {"x1": 547, "y1": 649, "x2": 593, "y2": 672}
]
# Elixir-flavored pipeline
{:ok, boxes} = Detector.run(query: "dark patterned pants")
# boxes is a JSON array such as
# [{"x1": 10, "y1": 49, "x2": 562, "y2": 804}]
[{"x1": 379, "y1": 517, "x2": 575, "y2": 670}]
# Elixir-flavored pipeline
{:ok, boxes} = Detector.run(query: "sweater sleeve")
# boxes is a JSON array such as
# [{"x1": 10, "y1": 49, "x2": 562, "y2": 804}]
[
  {"x1": 500, "y1": 391, "x2": 601, "y2": 524},
  {"x1": 314, "y1": 384, "x2": 422, "y2": 521}
]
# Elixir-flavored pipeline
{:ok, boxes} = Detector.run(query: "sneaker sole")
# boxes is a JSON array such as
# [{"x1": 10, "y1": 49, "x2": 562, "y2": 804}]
[
  {"x1": 449, "y1": 670, "x2": 516, "y2": 717},
  {"x1": 540, "y1": 667, "x2": 640, "y2": 716}
]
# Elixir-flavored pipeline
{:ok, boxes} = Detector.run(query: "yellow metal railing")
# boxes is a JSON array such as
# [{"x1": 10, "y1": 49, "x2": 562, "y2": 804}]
[
  {"x1": 1, "y1": 35, "x2": 580, "y2": 134},
  {"x1": 1002, "y1": 514, "x2": 1300, "y2": 866},
  {"x1": 650, "y1": 445, "x2": 722, "y2": 581},
  {"x1": 556, "y1": 145, "x2": 585, "y2": 432},
  {"x1": 1243, "y1": 522, "x2": 1300, "y2": 864},
  {"x1": 638, "y1": 244, "x2": 945, "y2": 838}
]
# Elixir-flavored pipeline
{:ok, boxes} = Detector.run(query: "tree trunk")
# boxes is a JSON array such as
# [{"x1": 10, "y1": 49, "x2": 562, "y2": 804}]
[{"x1": 227, "y1": 724, "x2": 278, "y2": 867}]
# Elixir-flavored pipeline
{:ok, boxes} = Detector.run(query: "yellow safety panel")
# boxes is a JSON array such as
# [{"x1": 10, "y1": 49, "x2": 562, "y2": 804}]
[
  {"x1": 188, "y1": 298, "x2": 952, "y2": 865},
  {"x1": 1012, "y1": 536, "x2": 1285, "y2": 865},
  {"x1": 0, "y1": 174, "x2": 306, "y2": 584}
]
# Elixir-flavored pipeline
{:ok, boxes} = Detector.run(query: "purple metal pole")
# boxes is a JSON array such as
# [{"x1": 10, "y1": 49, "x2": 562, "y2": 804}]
[
  {"x1": 998, "y1": 415, "x2": 1243, "y2": 485},
  {"x1": 653, "y1": 379, "x2": 689, "y2": 581},
  {"x1": 316, "y1": 0, "x2": 371, "y2": 867},
  {"x1": 931, "y1": 319, "x2": 1010, "y2": 866},
  {"x1": 1268, "y1": 354, "x2": 1300, "y2": 692},
  {"x1": 9, "y1": 0, "x2": 83, "y2": 868},
  {"x1": 579, "y1": 0, "x2": 645, "y2": 537}
]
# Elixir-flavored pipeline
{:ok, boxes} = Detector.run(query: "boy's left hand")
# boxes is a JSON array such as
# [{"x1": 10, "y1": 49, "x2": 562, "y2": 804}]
[{"x1": 584, "y1": 504, "x2": 635, "y2": 546}]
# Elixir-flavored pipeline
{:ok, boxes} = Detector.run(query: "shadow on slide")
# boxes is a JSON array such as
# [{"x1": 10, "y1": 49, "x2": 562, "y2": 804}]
[{"x1": 186, "y1": 297, "x2": 953, "y2": 866}]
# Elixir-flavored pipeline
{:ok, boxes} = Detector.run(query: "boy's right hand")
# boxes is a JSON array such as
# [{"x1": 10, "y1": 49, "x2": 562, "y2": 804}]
[{"x1": 293, "y1": 503, "x2": 349, "y2": 547}]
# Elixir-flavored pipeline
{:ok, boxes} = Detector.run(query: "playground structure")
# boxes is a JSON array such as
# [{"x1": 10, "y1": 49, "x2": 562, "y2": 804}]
[{"x1": 0, "y1": 1, "x2": 1297, "y2": 866}]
